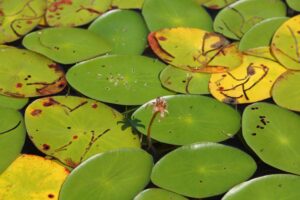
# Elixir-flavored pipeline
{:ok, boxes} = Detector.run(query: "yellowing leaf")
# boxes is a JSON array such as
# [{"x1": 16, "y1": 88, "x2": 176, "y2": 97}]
[
  {"x1": 209, "y1": 55, "x2": 287, "y2": 104},
  {"x1": 0, "y1": 154, "x2": 68, "y2": 200},
  {"x1": 148, "y1": 27, "x2": 242, "y2": 73}
]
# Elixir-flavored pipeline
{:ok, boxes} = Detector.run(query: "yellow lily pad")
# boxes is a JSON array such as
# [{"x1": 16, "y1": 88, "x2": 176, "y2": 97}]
[
  {"x1": 0, "y1": 154, "x2": 68, "y2": 200},
  {"x1": 272, "y1": 15, "x2": 300, "y2": 70},
  {"x1": 209, "y1": 55, "x2": 286, "y2": 104},
  {"x1": 148, "y1": 27, "x2": 242, "y2": 73}
]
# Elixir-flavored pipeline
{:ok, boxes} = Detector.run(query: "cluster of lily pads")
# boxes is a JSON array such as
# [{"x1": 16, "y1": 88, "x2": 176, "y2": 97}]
[{"x1": 0, "y1": 0, "x2": 300, "y2": 199}]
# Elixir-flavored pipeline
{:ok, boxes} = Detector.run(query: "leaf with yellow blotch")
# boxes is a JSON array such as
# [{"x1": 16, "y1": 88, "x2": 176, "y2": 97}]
[
  {"x1": 271, "y1": 15, "x2": 300, "y2": 70},
  {"x1": 0, "y1": 154, "x2": 69, "y2": 200},
  {"x1": 148, "y1": 27, "x2": 243, "y2": 73},
  {"x1": 209, "y1": 55, "x2": 287, "y2": 104}
]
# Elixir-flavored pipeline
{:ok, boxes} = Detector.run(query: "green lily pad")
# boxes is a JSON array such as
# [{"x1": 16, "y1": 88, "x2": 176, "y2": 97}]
[
  {"x1": 200, "y1": 0, "x2": 237, "y2": 10},
  {"x1": 271, "y1": 15, "x2": 300, "y2": 70},
  {"x1": 0, "y1": 0, "x2": 46, "y2": 44},
  {"x1": 132, "y1": 95, "x2": 241, "y2": 145},
  {"x1": 272, "y1": 71, "x2": 300, "y2": 111},
  {"x1": 67, "y1": 55, "x2": 173, "y2": 105},
  {"x1": 142, "y1": 0, "x2": 213, "y2": 32},
  {"x1": 134, "y1": 188, "x2": 188, "y2": 200},
  {"x1": 0, "y1": 46, "x2": 66, "y2": 98},
  {"x1": 214, "y1": 0, "x2": 286, "y2": 40},
  {"x1": 239, "y1": 17, "x2": 288, "y2": 51},
  {"x1": 287, "y1": 0, "x2": 300, "y2": 12},
  {"x1": 89, "y1": 10, "x2": 148, "y2": 55},
  {"x1": 223, "y1": 174, "x2": 300, "y2": 200},
  {"x1": 25, "y1": 96, "x2": 140, "y2": 167},
  {"x1": 151, "y1": 142, "x2": 257, "y2": 198},
  {"x1": 0, "y1": 107, "x2": 26, "y2": 174},
  {"x1": 45, "y1": 0, "x2": 111, "y2": 27},
  {"x1": 59, "y1": 149, "x2": 153, "y2": 200},
  {"x1": 111, "y1": 0, "x2": 144, "y2": 9},
  {"x1": 22, "y1": 27, "x2": 112, "y2": 64},
  {"x1": 0, "y1": 95, "x2": 28, "y2": 110},
  {"x1": 243, "y1": 102, "x2": 300, "y2": 174},
  {"x1": 160, "y1": 66, "x2": 210, "y2": 94},
  {"x1": 0, "y1": 154, "x2": 69, "y2": 200}
]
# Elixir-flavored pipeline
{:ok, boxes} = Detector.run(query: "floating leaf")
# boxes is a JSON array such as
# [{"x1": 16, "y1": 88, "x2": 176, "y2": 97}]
[
  {"x1": 23, "y1": 27, "x2": 112, "y2": 64},
  {"x1": 243, "y1": 103, "x2": 300, "y2": 174},
  {"x1": 0, "y1": 107, "x2": 25, "y2": 173},
  {"x1": 111, "y1": 0, "x2": 144, "y2": 9},
  {"x1": 0, "y1": 154, "x2": 68, "y2": 200},
  {"x1": 272, "y1": 71, "x2": 300, "y2": 111},
  {"x1": 0, "y1": 95, "x2": 28, "y2": 110},
  {"x1": 59, "y1": 149, "x2": 153, "y2": 200},
  {"x1": 242, "y1": 47, "x2": 277, "y2": 61},
  {"x1": 223, "y1": 174, "x2": 300, "y2": 200},
  {"x1": 287, "y1": 0, "x2": 300, "y2": 12},
  {"x1": 209, "y1": 55, "x2": 286, "y2": 104},
  {"x1": 214, "y1": 0, "x2": 287, "y2": 40},
  {"x1": 134, "y1": 188, "x2": 188, "y2": 200},
  {"x1": 148, "y1": 27, "x2": 242, "y2": 73},
  {"x1": 160, "y1": 66, "x2": 210, "y2": 94},
  {"x1": 25, "y1": 96, "x2": 140, "y2": 167},
  {"x1": 151, "y1": 142, "x2": 257, "y2": 198},
  {"x1": 202, "y1": 0, "x2": 237, "y2": 10},
  {"x1": 89, "y1": 9, "x2": 148, "y2": 55},
  {"x1": 132, "y1": 95, "x2": 240, "y2": 145},
  {"x1": 271, "y1": 15, "x2": 300, "y2": 70},
  {"x1": 142, "y1": 0, "x2": 213, "y2": 32},
  {"x1": 45, "y1": 0, "x2": 111, "y2": 27},
  {"x1": 67, "y1": 55, "x2": 173, "y2": 105},
  {"x1": 0, "y1": 46, "x2": 66, "y2": 98},
  {"x1": 0, "y1": 0, "x2": 46, "y2": 44},
  {"x1": 239, "y1": 17, "x2": 288, "y2": 51}
]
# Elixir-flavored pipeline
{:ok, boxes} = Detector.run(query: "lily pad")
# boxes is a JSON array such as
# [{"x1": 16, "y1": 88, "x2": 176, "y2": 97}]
[
  {"x1": 23, "y1": 27, "x2": 112, "y2": 64},
  {"x1": 0, "y1": 154, "x2": 69, "y2": 200},
  {"x1": 242, "y1": 46, "x2": 277, "y2": 61},
  {"x1": 0, "y1": 46, "x2": 66, "y2": 98},
  {"x1": 67, "y1": 55, "x2": 173, "y2": 105},
  {"x1": 0, "y1": 0, "x2": 46, "y2": 44},
  {"x1": 111, "y1": 0, "x2": 144, "y2": 9},
  {"x1": 287, "y1": 0, "x2": 300, "y2": 12},
  {"x1": 0, "y1": 107, "x2": 26, "y2": 174},
  {"x1": 223, "y1": 174, "x2": 300, "y2": 200},
  {"x1": 209, "y1": 55, "x2": 286, "y2": 104},
  {"x1": 59, "y1": 148, "x2": 153, "y2": 200},
  {"x1": 201, "y1": 0, "x2": 237, "y2": 10},
  {"x1": 151, "y1": 142, "x2": 257, "y2": 198},
  {"x1": 45, "y1": 0, "x2": 111, "y2": 27},
  {"x1": 89, "y1": 9, "x2": 148, "y2": 55},
  {"x1": 134, "y1": 188, "x2": 188, "y2": 200},
  {"x1": 132, "y1": 95, "x2": 241, "y2": 145},
  {"x1": 243, "y1": 102, "x2": 300, "y2": 174},
  {"x1": 25, "y1": 96, "x2": 140, "y2": 167},
  {"x1": 0, "y1": 95, "x2": 28, "y2": 110},
  {"x1": 214, "y1": 0, "x2": 287, "y2": 40},
  {"x1": 148, "y1": 27, "x2": 243, "y2": 73},
  {"x1": 272, "y1": 71, "x2": 300, "y2": 111},
  {"x1": 239, "y1": 17, "x2": 288, "y2": 51},
  {"x1": 142, "y1": 0, "x2": 213, "y2": 32},
  {"x1": 160, "y1": 66, "x2": 210, "y2": 94},
  {"x1": 271, "y1": 15, "x2": 300, "y2": 70}
]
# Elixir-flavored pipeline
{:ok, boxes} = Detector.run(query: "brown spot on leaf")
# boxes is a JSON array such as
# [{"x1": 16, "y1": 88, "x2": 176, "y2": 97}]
[
  {"x1": 73, "y1": 135, "x2": 78, "y2": 140},
  {"x1": 31, "y1": 109, "x2": 42, "y2": 116},
  {"x1": 16, "y1": 83, "x2": 23, "y2": 88},
  {"x1": 42, "y1": 144, "x2": 50, "y2": 151},
  {"x1": 43, "y1": 98, "x2": 57, "y2": 107},
  {"x1": 158, "y1": 36, "x2": 167, "y2": 41},
  {"x1": 92, "y1": 103, "x2": 98, "y2": 108},
  {"x1": 65, "y1": 158, "x2": 79, "y2": 168},
  {"x1": 48, "y1": 194, "x2": 54, "y2": 198}
]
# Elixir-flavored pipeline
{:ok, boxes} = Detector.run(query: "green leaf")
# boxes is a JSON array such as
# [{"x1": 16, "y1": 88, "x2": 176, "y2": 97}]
[
  {"x1": 0, "y1": 95, "x2": 28, "y2": 110},
  {"x1": 134, "y1": 188, "x2": 188, "y2": 200},
  {"x1": 25, "y1": 96, "x2": 140, "y2": 167},
  {"x1": 59, "y1": 148, "x2": 153, "y2": 200},
  {"x1": 132, "y1": 95, "x2": 241, "y2": 145},
  {"x1": 151, "y1": 142, "x2": 257, "y2": 198},
  {"x1": 243, "y1": 102, "x2": 300, "y2": 174}
]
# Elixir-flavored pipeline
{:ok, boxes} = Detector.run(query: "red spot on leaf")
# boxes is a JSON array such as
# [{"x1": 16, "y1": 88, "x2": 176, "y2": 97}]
[
  {"x1": 42, "y1": 144, "x2": 50, "y2": 151},
  {"x1": 92, "y1": 103, "x2": 98, "y2": 108},
  {"x1": 43, "y1": 98, "x2": 57, "y2": 107},
  {"x1": 158, "y1": 36, "x2": 167, "y2": 41},
  {"x1": 16, "y1": 83, "x2": 23, "y2": 88},
  {"x1": 65, "y1": 158, "x2": 79, "y2": 168},
  {"x1": 31, "y1": 109, "x2": 42, "y2": 116}
]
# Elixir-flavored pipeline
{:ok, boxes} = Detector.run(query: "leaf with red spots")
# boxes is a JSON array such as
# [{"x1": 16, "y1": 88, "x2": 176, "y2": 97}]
[
  {"x1": 0, "y1": 46, "x2": 66, "y2": 98},
  {"x1": 25, "y1": 96, "x2": 140, "y2": 167}
]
